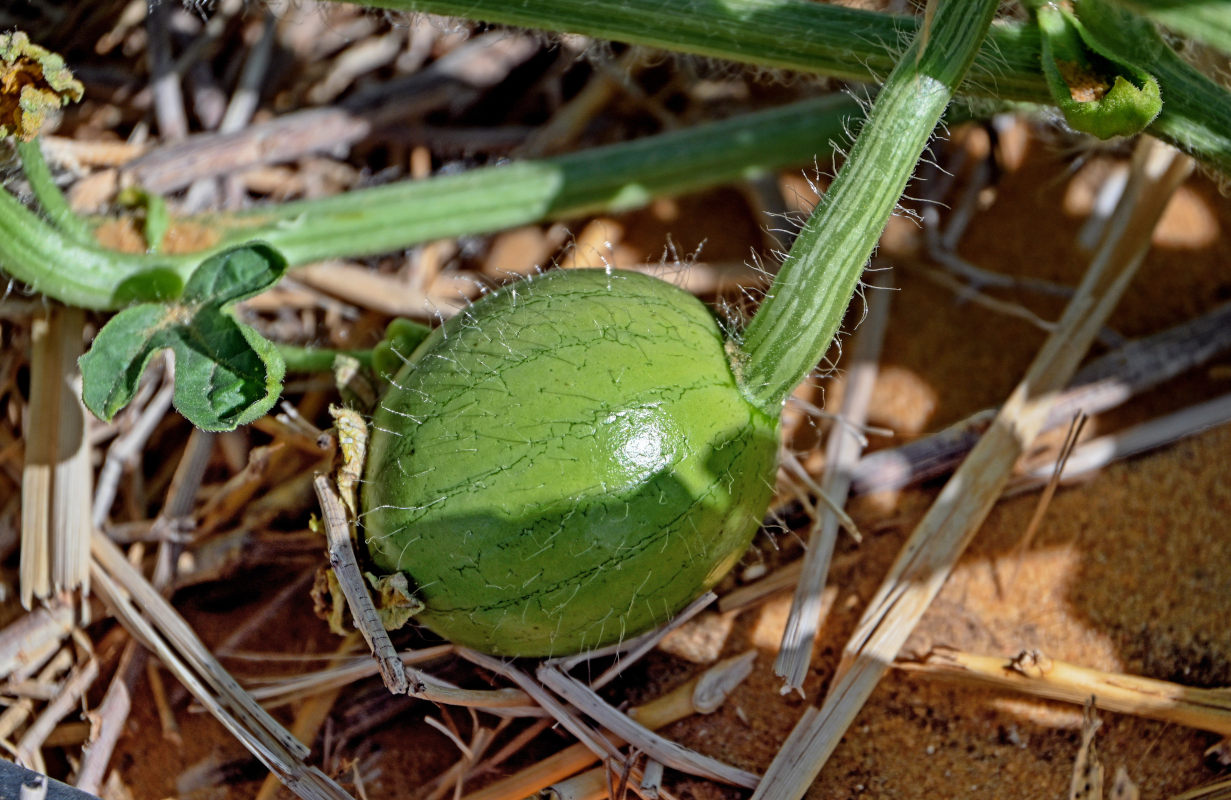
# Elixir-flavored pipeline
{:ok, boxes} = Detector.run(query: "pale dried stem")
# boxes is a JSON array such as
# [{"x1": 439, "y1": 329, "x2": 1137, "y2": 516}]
[
  {"x1": 522, "y1": 47, "x2": 643, "y2": 157},
  {"x1": 779, "y1": 454, "x2": 861, "y2": 543},
  {"x1": 92, "y1": 376, "x2": 174, "y2": 530},
  {"x1": 574, "y1": 592, "x2": 717, "y2": 690},
  {"x1": 254, "y1": 634, "x2": 360, "y2": 800},
  {"x1": 776, "y1": 271, "x2": 891, "y2": 693},
  {"x1": 293, "y1": 261, "x2": 451, "y2": 319},
  {"x1": 460, "y1": 652, "x2": 755, "y2": 800},
  {"x1": 313, "y1": 474, "x2": 409, "y2": 695},
  {"x1": 76, "y1": 641, "x2": 143, "y2": 795},
  {"x1": 124, "y1": 32, "x2": 539, "y2": 193},
  {"x1": 750, "y1": 138, "x2": 1196, "y2": 800},
  {"x1": 146, "y1": 0, "x2": 189, "y2": 141},
  {"x1": 197, "y1": 443, "x2": 284, "y2": 536},
  {"x1": 420, "y1": 717, "x2": 537, "y2": 800},
  {"x1": 849, "y1": 298, "x2": 1231, "y2": 496},
  {"x1": 0, "y1": 648, "x2": 74, "y2": 748},
  {"x1": 1001, "y1": 412, "x2": 1087, "y2": 590},
  {"x1": 537, "y1": 663, "x2": 759, "y2": 789},
  {"x1": 243, "y1": 645, "x2": 451, "y2": 704},
  {"x1": 546, "y1": 592, "x2": 717, "y2": 676},
  {"x1": 460, "y1": 649, "x2": 622, "y2": 765},
  {"x1": 89, "y1": 532, "x2": 354, "y2": 800},
  {"x1": 21, "y1": 307, "x2": 91, "y2": 608},
  {"x1": 1008, "y1": 392, "x2": 1231, "y2": 493},
  {"x1": 144, "y1": 660, "x2": 181, "y2": 744},
  {"x1": 15, "y1": 655, "x2": 99, "y2": 771},
  {"x1": 898, "y1": 648, "x2": 1231, "y2": 737},
  {"x1": 314, "y1": 476, "x2": 534, "y2": 711},
  {"x1": 640, "y1": 759, "x2": 665, "y2": 800},
  {"x1": 0, "y1": 602, "x2": 74, "y2": 679},
  {"x1": 1173, "y1": 777, "x2": 1231, "y2": 800},
  {"x1": 907, "y1": 260, "x2": 1058, "y2": 334},
  {"x1": 149, "y1": 428, "x2": 215, "y2": 593},
  {"x1": 1071, "y1": 702, "x2": 1104, "y2": 800}
]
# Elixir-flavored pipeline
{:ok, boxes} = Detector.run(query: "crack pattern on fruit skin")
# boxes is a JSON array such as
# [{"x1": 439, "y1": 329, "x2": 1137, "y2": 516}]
[{"x1": 362, "y1": 268, "x2": 778, "y2": 657}]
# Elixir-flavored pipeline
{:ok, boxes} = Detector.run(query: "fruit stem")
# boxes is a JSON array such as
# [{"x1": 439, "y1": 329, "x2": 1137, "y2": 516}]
[{"x1": 737, "y1": 0, "x2": 1000, "y2": 416}]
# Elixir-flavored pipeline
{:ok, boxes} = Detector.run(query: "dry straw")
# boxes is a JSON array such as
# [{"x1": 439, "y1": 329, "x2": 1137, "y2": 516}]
[{"x1": 752, "y1": 136, "x2": 1196, "y2": 800}]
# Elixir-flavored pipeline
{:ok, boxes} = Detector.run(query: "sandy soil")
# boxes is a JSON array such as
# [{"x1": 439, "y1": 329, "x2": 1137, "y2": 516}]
[{"x1": 4, "y1": 4, "x2": 1230, "y2": 799}]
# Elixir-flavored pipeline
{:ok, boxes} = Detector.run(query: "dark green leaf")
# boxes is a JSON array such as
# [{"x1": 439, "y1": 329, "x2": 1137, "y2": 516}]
[
  {"x1": 80, "y1": 242, "x2": 288, "y2": 431},
  {"x1": 79, "y1": 304, "x2": 174, "y2": 422},
  {"x1": 161, "y1": 312, "x2": 287, "y2": 430},
  {"x1": 182, "y1": 242, "x2": 287, "y2": 306}
]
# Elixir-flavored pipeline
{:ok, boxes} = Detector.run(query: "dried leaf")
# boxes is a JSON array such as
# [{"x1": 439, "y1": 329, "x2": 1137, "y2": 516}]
[{"x1": 0, "y1": 31, "x2": 83, "y2": 140}]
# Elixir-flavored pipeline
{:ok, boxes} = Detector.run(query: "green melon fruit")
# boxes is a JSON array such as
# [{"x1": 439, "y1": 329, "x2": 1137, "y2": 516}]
[{"x1": 362, "y1": 268, "x2": 778, "y2": 656}]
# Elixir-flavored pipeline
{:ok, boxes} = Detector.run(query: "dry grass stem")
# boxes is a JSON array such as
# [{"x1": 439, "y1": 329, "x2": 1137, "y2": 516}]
[
  {"x1": 21, "y1": 306, "x2": 91, "y2": 608},
  {"x1": 314, "y1": 474, "x2": 409, "y2": 695},
  {"x1": 294, "y1": 262, "x2": 441, "y2": 319},
  {"x1": 419, "y1": 716, "x2": 529, "y2": 800},
  {"x1": 719, "y1": 560, "x2": 804, "y2": 613},
  {"x1": 779, "y1": 454, "x2": 862, "y2": 544},
  {"x1": 243, "y1": 644, "x2": 452, "y2": 705},
  {"x1": 144, "y1": 660, "x2": 181, "y2": 743},
  {"x1": 0, "y1": 648, "x2": 74, "y2": 753},
  {"x1": 461, "y1": 649, "x2": 624, "y2": 765},
  {"x1": 124, "y1": 32, "x2": 539, "y2": 193},
  {"x1": 1001, "y1": 411, "x2": 1086, "y2": 589},
  {"x1": 776, "y1": 270, "x2": 891, "y2": 692},
  {"x1": 15, "y1": 654, "x2": 99, "y2": 772},
  {"x1": 89, "y1": 533, "x2": 354, "y2": 800},
  {"x1": 851, "y1": 296, "x2": 1231, "y2": 497},
  {"x1": 1071, "y1": 702, "x2": 1104, "y2": 800},
  {"x1": 460, "y1": 651, "x2": 754, "y2": 800},
  {"x1": 75, "y1": 641, "x2": 142, "y2": 795},
  {"x1": 197, "y1": 443, "x2": 283, "y2": 535},
  {"x1": 750, "y1": 138, "x2": 1195, "y2": 800},
  {"x1": 0, "y1": 602, "x2": 74, "y2": 679},
  {"x1": 641, "y1": 759, "x2": 665, "y2": 799},
  {"x1": 909, "y1": 260, "x2": 1058, "y2": 333},
  {"x1": 1010, "y1": 392, "x2": 1231, "y2": 492},
  {"x1": 536, "y1": 663, "x2": 760, "y2": 789},
  {"x1": 547, "y1": 592, "x2": 717, "y2": 677},
  {"x1": 254, "y1": 633, "x2": 359, "y2": 800},
  {"x1": 1174, "y1": 777, "x2": 1231, "y2": 800},
  {"x1": 92, "y1": 378, "x2": 174, "y2": 529},
  {"x1": 899, "y1": 648, "x2": 1231, "y2": 736},
  {"x1": 572, "y1": 591, "x2": 717, "y2": 690}
]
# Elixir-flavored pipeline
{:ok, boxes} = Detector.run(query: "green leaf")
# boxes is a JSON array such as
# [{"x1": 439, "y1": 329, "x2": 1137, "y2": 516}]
[
  {"x1": 79, "y1": 243, "x2": 288, "y2": 431},
  {"x1": 1037, "y1": 3, "x2": 1162, "y2": 139},
  {"x1": 182, "y1": 242, "x2": 287, "y2": 306},
  {"x1": 79, "y1": 304, "x2": 173, "y2": 423}
]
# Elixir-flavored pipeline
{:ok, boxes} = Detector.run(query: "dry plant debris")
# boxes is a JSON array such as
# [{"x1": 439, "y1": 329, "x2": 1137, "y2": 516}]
[{"x1": 0, "y1": 2, "x2": 1230, "y2": 800}]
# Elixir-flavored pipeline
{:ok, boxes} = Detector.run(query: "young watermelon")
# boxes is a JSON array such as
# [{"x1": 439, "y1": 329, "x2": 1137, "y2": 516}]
[{"x1": 362, "y1": 268, "x2": 778, "y2": 656}]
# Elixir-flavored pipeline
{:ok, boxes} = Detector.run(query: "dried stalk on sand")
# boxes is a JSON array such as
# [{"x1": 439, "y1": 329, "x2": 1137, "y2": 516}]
[
  {"x1": 752, "y1": 137, "x2": 1196, "y2": 800},
  {"x1": 898, "y1": 647, "x2": 1231, "y2": 737}
]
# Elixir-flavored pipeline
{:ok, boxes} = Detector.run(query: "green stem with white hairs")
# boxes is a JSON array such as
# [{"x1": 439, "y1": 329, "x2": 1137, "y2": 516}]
[
  {"x1": 0, "y1": 95, "x2": 856, "y2": 309},
  {"x1": 333, "y1": 0, "x2": 1231, "y2": 174},
  {"x1": 738, "y1": 0, "x2": 1001, "y2": 415}
]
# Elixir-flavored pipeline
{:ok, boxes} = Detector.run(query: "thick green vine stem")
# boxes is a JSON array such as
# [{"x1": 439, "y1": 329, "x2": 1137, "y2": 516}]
[
  {"x1": 334, "y1": 0, "x2": 1231, "y2": 175},
  {"x1": 737, "y1": 0, "x2": 1000, "y2": 415},
  {"x1": 14, "y1": 140, "x2": 96, "y2": 245},
  {"x1": 0, "y1": 185, "x2": 193, "y2": 309},
  {"x1": 0, "y1": 96, "x2": 855, "y2": 309}
]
